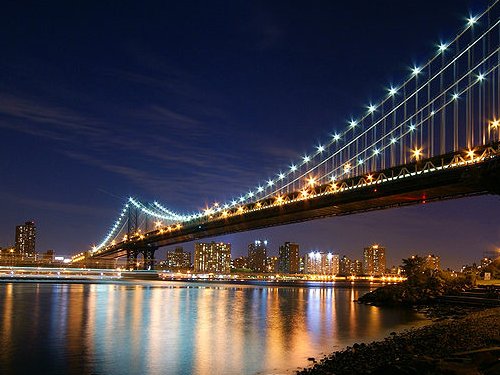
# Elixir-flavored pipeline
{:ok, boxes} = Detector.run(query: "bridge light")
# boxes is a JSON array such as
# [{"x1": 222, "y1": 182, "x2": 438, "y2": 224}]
[
  {"x1": 490, "y1": 119, "x2": 500, "y2": 129},
  {"x1": 388, "y1": 86, "x2": 398, "y2": 96},
  {"x1": 155, "y1": 221, "x2": 162, "y2": 228},
  {"x1": 467, "y1": 15, "x2": 477, "y2": 27},
  {"x1": 237, "y1": 206, "x2": 245, "y2": 214},
  {"x1": 247, "y1": 191, "x2": 254, "y2": 198},
  {"x1": 409, "y1": 124, "x2": 416, "y2": 132},
  {"x1": 330, "y1": 182, "x2": 338, "y2": 191},
  {"x1": 267, "y1": 179, "x2": 274, "y2": 187},
  {"x1": 390, "y1": 137, "x2": 397, "y2": 144},
  {"x1": 316, "y1": 144, "x2": 324, "y2": 153},
  {"x1": 290, "y1": 164, "x2": 297, "y2": 172},
  {"x1": 411, "y1": 66, "x2": 422, "y2": 76},
  {"x1": 278, "y1": 172, "x2": 285, "y2": 180},
  {"x1": 349, "y1": 120, "x2": 358, "y2": 128},
  {"x1": 358, "y1": 158, "x2": 363, "y2": 165},
  {"x1": 477, "y1": 72, "x2": 485, "y2": 82},
  {"x1": 430, "y1": 110, "x2": 435, "y2": 116},
  {"x1": 176, "y1": 224, "x2": 182, "y2": 229},
  {"x1": 330, "y1": 175, "x2": 336, "y2": 182},
  {"x1": 373, "y1": 148, "x2": 380, "y2": 155},
  {"x1": 300, "y1": 189, "x2": 309, "y2": 198},
  {"x1": 412, "y1": 147, "x2": 422, "y2": 160},
  {"x1": 343, "y1": 162, "x2": 351, "y2": 173},
  {"x1": 239, "y1": 196, "x2": 245, "y2": 202},
  {"x1": 275, "y1": 195, "x2": 284, "y2": 205},
  {"x1": 367, "y1": 104, "x2": 376, "y2": 113},
  {"x1": 257, "y1": 185, "x2": 264, "y2": 193},
  {"x1": 307, "y1": 176, "x2": 316, "y2": 187},
  {"x1": 255, "y1": 202, "x2": 262, "y2": 208},
  {"x1": 366, "y1": 174, "x2": 374, "y2": 182},
  {"x1": 333, "y1": 133, "x2": 341, "y2": 141},
  {"x1": 303, "y1": 155, "x2": 310, "y2": 163},
  {"x1": 452, "y1": 93, "x2": 459, "y2": 100},
  {"x1": 466, "y1": 149, "x2": 475, "y2": 160},
  {"x1": 438, "y1": 42, "x2": 448, "y2": 53},
  {"x1": 222, "y1": 211, "x2": 228, "y2": 218}
]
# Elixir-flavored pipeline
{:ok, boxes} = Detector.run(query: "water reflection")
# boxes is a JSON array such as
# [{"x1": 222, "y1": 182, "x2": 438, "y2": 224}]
[{"x1": 0, "y1": 282, "x2": 424, "y2": 375}]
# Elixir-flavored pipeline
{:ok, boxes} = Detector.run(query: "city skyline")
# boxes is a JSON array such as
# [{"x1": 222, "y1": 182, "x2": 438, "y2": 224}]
[{"x1": 1, "y1": 0, "x2": 498, "y2": 270}]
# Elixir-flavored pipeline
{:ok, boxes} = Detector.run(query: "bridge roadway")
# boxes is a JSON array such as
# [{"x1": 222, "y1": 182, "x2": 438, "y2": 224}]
[{"x1": 90, "y1": 143, "x2": 500, "y2": 260}]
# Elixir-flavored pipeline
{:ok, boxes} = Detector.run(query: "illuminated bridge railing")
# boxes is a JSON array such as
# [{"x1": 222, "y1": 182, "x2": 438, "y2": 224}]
[{"x1": 82, "y1": 1, "x2": 500, "y2": 258}]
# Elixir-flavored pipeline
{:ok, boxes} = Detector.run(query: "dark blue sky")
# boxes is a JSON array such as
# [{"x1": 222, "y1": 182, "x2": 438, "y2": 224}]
[{"x1": 1, "y1": 0, "x2": 497, "y2": 269}]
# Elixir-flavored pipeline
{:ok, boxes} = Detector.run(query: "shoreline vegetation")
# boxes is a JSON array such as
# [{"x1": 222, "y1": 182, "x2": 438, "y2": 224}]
[{"x1": 298, "y1": 256, "x2": 500, "y2": 374}]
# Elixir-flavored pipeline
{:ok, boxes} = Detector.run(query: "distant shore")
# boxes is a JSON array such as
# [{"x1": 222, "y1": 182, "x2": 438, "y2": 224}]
[{"x1": 298, "y1": 307, "x2": 500, "y2": 374}]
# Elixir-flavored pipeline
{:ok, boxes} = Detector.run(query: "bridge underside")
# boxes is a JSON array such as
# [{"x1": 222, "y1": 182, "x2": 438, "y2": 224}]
[{"x1": 90, "y1": 146, "x2": 500, "y2": 261}]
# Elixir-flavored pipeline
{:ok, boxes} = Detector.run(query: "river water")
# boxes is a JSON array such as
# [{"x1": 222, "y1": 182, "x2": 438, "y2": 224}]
[{"x1": 0, "y1": 280, "x2": 425, "y2": 375}]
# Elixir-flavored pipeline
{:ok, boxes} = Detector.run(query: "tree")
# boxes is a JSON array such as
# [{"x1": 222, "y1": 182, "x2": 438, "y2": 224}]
[{"x1": 401, "y1": 255, "x2": 429, "y2": 285}]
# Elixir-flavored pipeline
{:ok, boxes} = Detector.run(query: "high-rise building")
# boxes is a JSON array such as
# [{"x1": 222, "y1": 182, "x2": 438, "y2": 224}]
[
  {"x1": 165, "y1": 247, "x2": 191, "y2": 271},
  {"x1": 339, "y1": 255, "x2": 352, "y2": 275},
  {"x1": 15, "y1": 221, "x2": 36, "y2": 257},
  {"x1": 278, "y1": 242, "x2": 300, "y2": 274},
  {"x1": 266, "y1": 256, "x2": 279, "y2": 273},
  {"x1": 248, "y1": 240, "x2": 267, "y2": 272},
  {"x1": 304, "y1": 251, "x2": 339, "y2": 275},
  {"x1": 363, "y1": 244, "x2": 386, "y2": 275},
  {"x1": 194, "y1": 242, "x2": 231, "y2": 274},
  {"x1": 351, "y1": 259, "x2": 363, "y2": 275},
  {"x1": 232, "y1": 256, "x2": 249, "y2": 270},
  {"x1": 339, "y1": 256, "x2": 363, "y2": 275}
]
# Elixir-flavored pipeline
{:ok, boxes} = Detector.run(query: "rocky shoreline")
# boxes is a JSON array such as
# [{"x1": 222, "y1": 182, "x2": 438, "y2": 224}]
[{"x1": 297, "y1": 307, "x2": 500, "y2": 374}]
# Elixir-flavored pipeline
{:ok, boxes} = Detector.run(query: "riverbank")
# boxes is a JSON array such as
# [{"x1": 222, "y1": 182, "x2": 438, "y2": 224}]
[{"x1": 298, "y1": 307, "x2": 500, "y2": 374}]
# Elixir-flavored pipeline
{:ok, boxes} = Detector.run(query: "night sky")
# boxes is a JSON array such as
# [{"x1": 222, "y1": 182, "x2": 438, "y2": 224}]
[{"x1": 1, "y1": 0, "x2": 498, "y2": 269}]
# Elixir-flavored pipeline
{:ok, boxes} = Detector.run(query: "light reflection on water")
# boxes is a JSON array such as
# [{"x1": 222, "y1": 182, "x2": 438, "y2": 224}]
[{"x1": 0, "y1": 281, "x2": 425, "y2": 374}]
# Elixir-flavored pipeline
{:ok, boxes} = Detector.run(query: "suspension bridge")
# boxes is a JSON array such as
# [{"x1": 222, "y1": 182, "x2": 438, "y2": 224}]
[{"x1": 73, "y1": 2, "x2": 500, "y2": 270}]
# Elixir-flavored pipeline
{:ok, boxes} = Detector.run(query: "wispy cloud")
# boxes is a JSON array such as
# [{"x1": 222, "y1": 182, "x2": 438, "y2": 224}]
[
  {"x1": 0, "y1": 192, "x2": 110, "y2": 217},
  {"x1": 0, "y1": 93, "x2": 106, "y2": 138}
]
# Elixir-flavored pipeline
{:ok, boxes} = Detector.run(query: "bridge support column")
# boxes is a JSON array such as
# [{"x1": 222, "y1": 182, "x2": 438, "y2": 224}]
[
  {"x1": 143, "y1": 247, "x2": 156, "y2": 270},
  {"x1": 126, "y1": 249, "x2": 138, "y2": 270}
]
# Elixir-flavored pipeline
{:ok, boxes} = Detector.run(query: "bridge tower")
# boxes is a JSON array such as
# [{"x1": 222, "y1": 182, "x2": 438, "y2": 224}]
[{"x1": 127, "y1": 205, "x2": 139, "y2": 236}]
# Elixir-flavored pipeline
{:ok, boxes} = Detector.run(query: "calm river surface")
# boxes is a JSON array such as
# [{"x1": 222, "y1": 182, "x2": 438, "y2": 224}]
[{"x1": 0, "y1": 280, "x2": 425, "y2": 375}]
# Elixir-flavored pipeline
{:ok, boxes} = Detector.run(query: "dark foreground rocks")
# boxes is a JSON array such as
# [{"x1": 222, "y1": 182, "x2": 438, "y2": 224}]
[{"x1": 298, "y1": 308, "x2": 500, "y2": 375}]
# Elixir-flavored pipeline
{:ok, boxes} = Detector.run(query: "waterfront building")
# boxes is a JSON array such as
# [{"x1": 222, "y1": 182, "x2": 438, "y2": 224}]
[
  {"x1": 363, "y1": 244, "x2": 386, "y2": 275},
  {"x1": 165, "y1": 247, "x2": 191, "y2": 271},
  {"x1": 278, "y1": 242, "x2": 300, "y2": 274},
  {"x1": 248, "y1": 240, "x2": 267, "y2": 272},
  {"x1": 41, "y1": 250, "x2": 55, "y2": 264},
  {"x1": 194, "y1": 242, "x2": 231, "y2": 274},
  {"x1": 339, "y1": 255, "x2": 351, "y2": 275},
  {"x1": 232, "y1": 256, "x2": 249, "y2": 270},
  {"x1": 266, "y1": 256, "x2": 279, "y2": 272},
  {"x1": 350, "y1": 259, "x2": 363, "y2": 275},
  {"x1": 15, "y1": 221, "x2": 36, "y2": 257},
  {"x1": 304, "y1": 251, "x2": 339, "y2": 275}
]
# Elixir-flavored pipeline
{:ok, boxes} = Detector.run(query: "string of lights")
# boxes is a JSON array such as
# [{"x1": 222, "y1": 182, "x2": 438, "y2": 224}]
[{"x1": 92, "y1": 2, "x2": 500, "y2": 252}]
